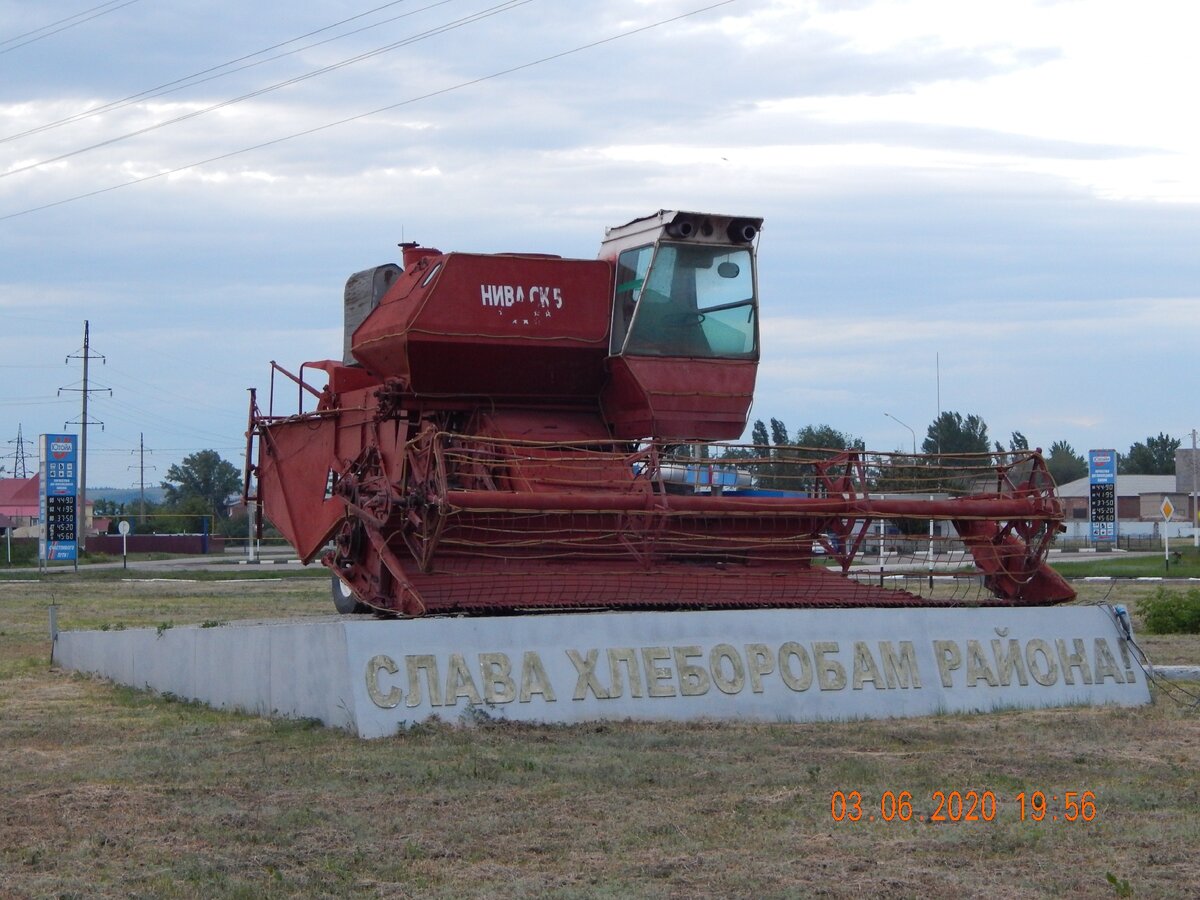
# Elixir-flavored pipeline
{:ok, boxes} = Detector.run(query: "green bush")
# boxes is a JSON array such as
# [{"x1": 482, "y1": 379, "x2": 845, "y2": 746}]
[
  {"x1": 2, "y1": 538, "x2": 38, "y2": 567},
  {"x1": 1139, "y1": 587, "x2": 1200, "y2": 634}
]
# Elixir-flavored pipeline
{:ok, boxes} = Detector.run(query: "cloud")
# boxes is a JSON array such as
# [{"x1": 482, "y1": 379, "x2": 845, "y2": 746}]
[{"x1": 1, "y1": 0, "x2": 1198, "y2": 486}]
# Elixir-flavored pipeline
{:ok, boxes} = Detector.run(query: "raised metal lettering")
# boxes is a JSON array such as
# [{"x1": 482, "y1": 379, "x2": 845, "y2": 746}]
[
  {"x1": 1091, "y1": 638, "x2": 1125, "y2": 684},
  {"x1": 445, "y1": 652, "x2": 483, "y2": 706},
  {"x1": 851, "y1": 641, "x2": 884, "y2": 690},
  {"x1": 405, "y1": 654, "x2": 442, "y2": 707},
  {"x1": 813, "y1": 641, "x2": 846, "y2": 691},
  {"x1": 1025, "y1": 639, "x2": 1059, "y2": 686},
  {"x1": 710, "y1": 644, "x2": 745, "y2": 695},
  {"x1": 674, "y1": 646, "x2": 711, "y2": 696},
  {"x1": 990, "y1": 638, "x2": 1029, "y2": 686},
  {"x1": 607, "y1": 648, "x2": 643, "y2": 699},
  {"x1": 744, "y1": 643, "x2": 775, "y2": 693},
  {"x1": 642, "y1": 646, "x2": 677, "y2": 698},
  {"x1": 479, "y1": 652, "x2": 517, "y2": 703},
  {"x1": 933, "y1": 640, "x2": 962, "y2": 688},
  {"x1": 366, "y1": 654, "x2": 402, "y2": 708},
  {"x1": 568, "y1": 648, "x2": 610, "y2": 700},
  {"x1": 778, "y1": 641, "x2": 813, "y2": 691},
  {"x1": 878, "y1": 641, "x2": 921, "y2": 689},
  {"x1": 519, "y1": 651, "x2": 556, "y2": 702},
  {"x1": 965, "y1": 640, "x2": 999, "y2": 687},
  {"x1": 1055, "y1": 638, "x2": 1093, "y2": 685}
]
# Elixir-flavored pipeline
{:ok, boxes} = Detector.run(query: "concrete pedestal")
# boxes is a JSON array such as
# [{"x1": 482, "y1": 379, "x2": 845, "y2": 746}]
[{"x1": 53, "y1": 606, "x2": 1150, "y2": 738}]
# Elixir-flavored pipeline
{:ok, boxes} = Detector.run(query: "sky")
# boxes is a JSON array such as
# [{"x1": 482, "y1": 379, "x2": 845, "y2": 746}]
[{"x1": 2, "y1": 0, "x2": 1198, "y2": 489}]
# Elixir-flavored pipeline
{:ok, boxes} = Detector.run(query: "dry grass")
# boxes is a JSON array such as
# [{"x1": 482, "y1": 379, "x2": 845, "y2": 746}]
[{"x1": 1, "y1": 576, "x2": 1197, "y2": 898}]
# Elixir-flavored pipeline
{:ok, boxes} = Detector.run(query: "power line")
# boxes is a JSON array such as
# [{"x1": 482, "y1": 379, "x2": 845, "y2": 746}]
[
  {"x1": 0, "y1": 0, "x2": 740, "y2": 222},
  {"x1": 0, "y1": 0, "x2": 141, "y2": 55},
  {"x1": 0, "y1": 398, "x2": 74, "y2": 408},
  {"x1": 0, "y1": 0, "x2": 534, "y2": 180},
  {"x1": 0, "y1": 0, "x2": 453, "y2": 147},
  {"x1": 101, "y1": 366, "x2": 238, "y2": 413}
]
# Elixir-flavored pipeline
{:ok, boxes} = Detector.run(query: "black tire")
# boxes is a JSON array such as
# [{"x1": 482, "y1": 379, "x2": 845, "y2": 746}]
[{"x1": 331, "y1": 574, "x2": 369, "y2": 614}]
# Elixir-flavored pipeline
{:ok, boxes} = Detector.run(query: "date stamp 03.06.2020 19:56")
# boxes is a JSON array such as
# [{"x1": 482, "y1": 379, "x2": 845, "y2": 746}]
[{"x1": 829, "y1": 790, "x2": 1098, "y2": 825}]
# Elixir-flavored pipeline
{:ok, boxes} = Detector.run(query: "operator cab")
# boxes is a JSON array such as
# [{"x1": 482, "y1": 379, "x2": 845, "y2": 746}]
[
  {"x1": 598, "y1": 211, "x2": 763, "y2": 442},
  {"x1": 604, "y1": 212, "x2": 760, "y2": 359}
]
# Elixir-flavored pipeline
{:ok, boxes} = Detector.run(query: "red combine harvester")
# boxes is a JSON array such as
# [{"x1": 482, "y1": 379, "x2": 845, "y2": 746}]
[{"x1": 245, "y1": 211, "x2": 1074, "y2": 615}]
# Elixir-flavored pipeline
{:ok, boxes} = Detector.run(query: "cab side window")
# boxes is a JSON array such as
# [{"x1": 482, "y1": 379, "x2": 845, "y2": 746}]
[{"x1": 611, "y1": 245, "x2": 653, "y2": 354}]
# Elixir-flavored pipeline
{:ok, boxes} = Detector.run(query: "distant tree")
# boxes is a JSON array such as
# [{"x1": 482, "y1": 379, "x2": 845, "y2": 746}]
[
  {"x1": 93, "y1": 498, "x2": 125, "y2": 517},
  {"x1": 1046, "y1": 440, "x2": 1088, "y2": 485},
  {"x1": 751, "y1": 419, "x2": 769, "y2": 447},
  {"x1": 995, "y1": 431, "x2": 1029, "y2": 454},
  {"x1": 922, "y1": 412, "x2": 990, "y2": 459},
  {"x1": 769, "y1": 417, "x2": 789, "y2": 448},
  {"x1": 161, "y1": 450, "x2": 241, "y2": 525},
  {"x1": 160, "y1": 495, "x2": 211, "y2": 534},
  {"x1": 744, "y1": 418, "x2": 863, "y2": 452},
  {"x1": 1119, "y1": 433, "x2": 1180, "y2": 475},
  {"x1": 131, "y1": 497, "x2": 159, "y2": 524},
  {"x1": 716, "y1": 444, "x2": 755, "y2": 461},
  {"x1": 760, "y1": 418, "x2": 797, "y2": 488},
  {"x1": 793, "y1": 424, "x2": 865, "y2": 451},
  {"x1": 216, "y1": 505, "x2": 252, "y2": 539},
  {"x1": 732, "y1": 419, "x2": 864, "y2": 489},
  {"x1": 716, "y1": 418, "x2": 773, "y2": 461}
]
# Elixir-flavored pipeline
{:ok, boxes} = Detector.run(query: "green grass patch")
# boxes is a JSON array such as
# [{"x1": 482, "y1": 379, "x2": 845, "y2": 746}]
[
  {"x1": 1138, "y1": 586, "x2": 1200, "y2": 634},
  {"x1": 2, "y1": 571, "x2": 1197, "y2": 897},
  {"x1": 1050, "y1": 546, "x2": 1200, "y2": 578}
]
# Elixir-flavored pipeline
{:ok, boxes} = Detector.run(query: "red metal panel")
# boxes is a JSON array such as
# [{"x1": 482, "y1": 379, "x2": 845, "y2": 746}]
[
  {"x1": 257, "y1": 417, "x2": 346, "y2": 563},
  {"x1": 602, "y1": 356, "x2": 756, "y2": 440},
  {"x1": 405, "y1": 341, "x2": 608, "y2": 399},
  {"x1": 415, "y1": 254, "x2": 612, "y2": 341},
  {"x1": 301, "y1": 360, "x2": 378, "y2": 395},
  {"x1": 352, "y1": 254, "x2": 613, "y2": 399},
  {"x1": 476, "y1": 409, "x2": 615, "y2": 442}
]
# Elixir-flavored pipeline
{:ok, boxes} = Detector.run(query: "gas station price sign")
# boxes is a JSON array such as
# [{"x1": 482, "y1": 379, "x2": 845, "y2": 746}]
[
  {"x1": 39, "y1": 433, "x2": 78, "y2": 562},
  {"x1": 1088, "y1": 450, "x2": 1117, "y2": 542}
]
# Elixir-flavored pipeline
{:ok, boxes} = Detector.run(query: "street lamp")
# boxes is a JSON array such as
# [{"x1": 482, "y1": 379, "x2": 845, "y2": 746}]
[{"x1": 884, "y1": 412, "x2": 917, "y2": 455}]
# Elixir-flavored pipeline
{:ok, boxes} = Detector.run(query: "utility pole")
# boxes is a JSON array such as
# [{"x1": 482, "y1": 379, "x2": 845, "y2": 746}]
[
  {"x1": 935, "y1": 351, "x2": 942, "y2": 456},
  {"x1": 129, "y1": 433, "x2": 155, "y2": 526},
  {"x1": 1193, "y1": 429, "x2": 1198, "y2": 549},
  {"x1": 59, "y1": 321, "x2": 110, "y2": 554}
]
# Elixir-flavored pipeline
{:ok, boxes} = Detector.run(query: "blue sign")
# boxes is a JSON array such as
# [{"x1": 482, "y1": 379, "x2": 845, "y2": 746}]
[
  {"x1": 1088, "y1": 449, "x2": 1117, "y2": 543},
  {"x1": 39, "y1": 433, "x2": 78, "y2": 562}
]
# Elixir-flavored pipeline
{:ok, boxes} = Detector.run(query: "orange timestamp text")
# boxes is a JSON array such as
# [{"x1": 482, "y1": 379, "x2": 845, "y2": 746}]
[{"x1": 829, "y1": 789, "x2": 1098, "y2": 824}]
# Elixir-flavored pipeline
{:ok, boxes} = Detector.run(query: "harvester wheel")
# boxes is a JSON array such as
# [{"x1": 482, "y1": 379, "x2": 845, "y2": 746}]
[{"x1": 331, "y1": 574, "x2": 370, "y2": 615}]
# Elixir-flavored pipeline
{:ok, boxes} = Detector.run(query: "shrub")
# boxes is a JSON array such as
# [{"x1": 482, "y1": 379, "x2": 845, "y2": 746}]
[{"x1": 1139, "y1": 587, "x2": 1200, "y2": 634}]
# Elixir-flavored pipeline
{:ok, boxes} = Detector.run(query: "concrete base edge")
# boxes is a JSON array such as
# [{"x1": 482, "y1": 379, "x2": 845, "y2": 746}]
[{"x1": 1150, "y1": 665, "x2": 1200, "y2": 681}]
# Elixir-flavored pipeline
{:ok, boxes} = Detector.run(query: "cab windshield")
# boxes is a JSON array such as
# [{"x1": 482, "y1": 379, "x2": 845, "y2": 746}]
[{"x1": 612, "y1": 242, "x2": 757, "y2": 358}]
